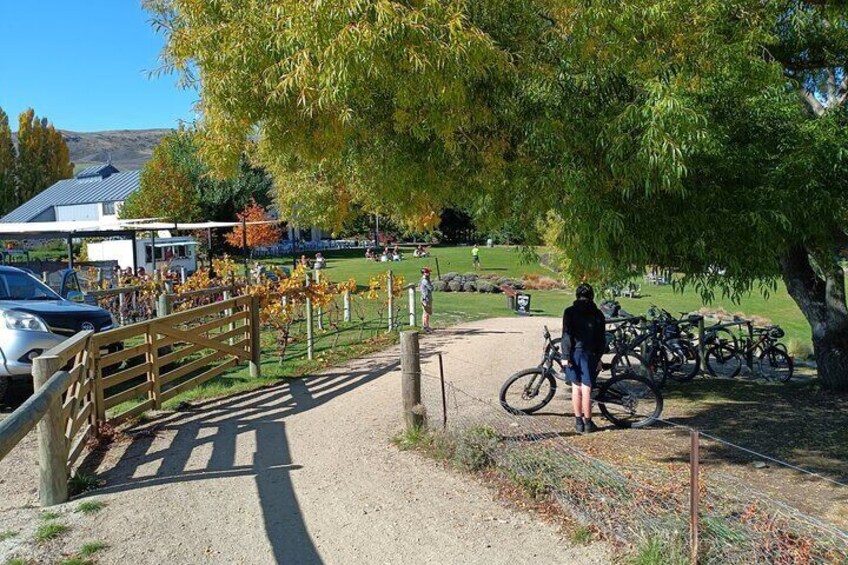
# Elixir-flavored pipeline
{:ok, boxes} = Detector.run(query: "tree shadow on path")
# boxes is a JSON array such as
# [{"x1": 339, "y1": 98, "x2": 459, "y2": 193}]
[{"x1": 79, "y1": 357, "x2": 400, "y2": 564}]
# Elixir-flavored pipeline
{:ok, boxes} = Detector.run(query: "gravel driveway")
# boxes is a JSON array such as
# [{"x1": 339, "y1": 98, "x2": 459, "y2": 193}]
[{"x1": 1, "y1": 317, "x2": 610, "y2": 564}]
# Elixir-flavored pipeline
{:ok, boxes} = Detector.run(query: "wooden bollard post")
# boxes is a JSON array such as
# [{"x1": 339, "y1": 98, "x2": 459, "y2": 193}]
[
  {"x1": 387, "y1": 270, "x2": 394, "y2": 332},
  {"x1": 249, "y1": 294, "x2": 262, "y2": 378},
  {"x1": 32, "y1": 355, "x2": 67, "y2": 506},
  {"x1": 401, "y1": 331, "x2": 424, "y2": 431},
  {"x1": 690, "y1": 430, "x2": 700, "y2": 565},
  {"x1": 343, "y1": 289, "x2": 351, "y2": 323},
  {"x1": 408, "y1": 284, "x2": 417, "y2": 327}
]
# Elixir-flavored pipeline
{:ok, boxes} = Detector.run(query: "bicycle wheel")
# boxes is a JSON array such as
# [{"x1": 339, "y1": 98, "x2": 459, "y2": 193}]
[
  {"x1": 499, "y1": 368, "x2": 557, "y2": 414},
  {"x1": 665, "y1": 340, "x2": 700, "y2": 382},
  {"x1": 758, "y1": 347, "x2": 793, "y2": 382},
  {"x1": 705, "y1": 344, "x2": 742, "y2": 378},
  {"x1": 610, "y1": 351, "x2": 662, "y2": 387},
  {"x1": 596, "y1": 372, "x2": 663, "y2": 428}
]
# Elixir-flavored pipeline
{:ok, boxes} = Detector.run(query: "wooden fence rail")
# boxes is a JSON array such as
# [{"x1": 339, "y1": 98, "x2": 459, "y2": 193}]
[{"x1": 0, "y1": 295, "x2": 260, "y2": 506}]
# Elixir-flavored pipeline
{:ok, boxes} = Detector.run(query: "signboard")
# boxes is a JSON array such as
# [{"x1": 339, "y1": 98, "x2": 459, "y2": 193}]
[{"x1": 515, "y1": 293, "x2": 531, "y2": 315}]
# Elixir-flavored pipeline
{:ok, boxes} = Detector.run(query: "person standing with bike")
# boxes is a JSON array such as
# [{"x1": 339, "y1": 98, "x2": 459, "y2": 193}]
[{"x1": 562, "y1": 283, "x2": 606, "y2": 433}]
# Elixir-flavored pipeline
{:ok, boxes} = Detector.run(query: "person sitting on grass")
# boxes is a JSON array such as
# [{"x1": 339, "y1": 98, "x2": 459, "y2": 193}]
[
  {"x1": 561, "y1": 283, "x2": 606, "y2": 434},
  {"x1": 314, "y1": 252, "x2": 326, "y2": 269},
  {"x1": 419, "y1": 267, "x2": 434, "y2": 333}
]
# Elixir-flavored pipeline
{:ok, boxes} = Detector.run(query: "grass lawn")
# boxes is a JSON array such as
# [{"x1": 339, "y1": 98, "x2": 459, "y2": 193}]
[{"x1": 263, "y1": 245, "x2": 813, "y2": 349}]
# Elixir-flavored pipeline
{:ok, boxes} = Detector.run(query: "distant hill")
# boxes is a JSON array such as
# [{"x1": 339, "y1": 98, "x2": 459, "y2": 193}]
[{"x1": 11, "y1": 128, "x2": 170, "y2": 172}]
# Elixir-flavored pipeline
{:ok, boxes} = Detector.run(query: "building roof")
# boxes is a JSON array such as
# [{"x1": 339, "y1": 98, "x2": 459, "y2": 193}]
[{"x1": 1, "y1": 170, "x2": 141, "y2": 223}]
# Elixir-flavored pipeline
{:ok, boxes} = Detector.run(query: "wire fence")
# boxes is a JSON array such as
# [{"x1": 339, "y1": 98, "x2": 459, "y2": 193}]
[{"x1": 416, "y1": 360, "x2": 848, "y2": 564}]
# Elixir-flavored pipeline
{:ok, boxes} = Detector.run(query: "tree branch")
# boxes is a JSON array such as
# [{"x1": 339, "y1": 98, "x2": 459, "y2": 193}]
[{"x1": 797, "y1": 88, "x2": 826, "y2": 116}]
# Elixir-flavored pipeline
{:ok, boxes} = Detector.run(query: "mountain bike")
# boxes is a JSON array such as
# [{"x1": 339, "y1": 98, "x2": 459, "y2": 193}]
[
  {"x1": 499, "y1": 326, "x2": 663, "y2": 428},
  {"x1": 704, "y1": 323, "x2": 793, "y2": 381}
]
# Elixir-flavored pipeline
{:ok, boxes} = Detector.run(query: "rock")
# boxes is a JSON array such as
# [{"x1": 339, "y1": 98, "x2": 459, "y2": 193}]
[
  {"x1": 432, "y1": 280, "x2": 447, "y2": 292},
  {"x1": 462, "y1": 281, "x2": 476, "y2": 292},
  {"x1": 442, "y1": 272, "x2": 458, "y2": 282},
  {"x1": 752, "y1": 461, "x2": 768, "y2": 469},
  {"x1": 448, "y1": 280, "x2": 462, "y2": 292}
]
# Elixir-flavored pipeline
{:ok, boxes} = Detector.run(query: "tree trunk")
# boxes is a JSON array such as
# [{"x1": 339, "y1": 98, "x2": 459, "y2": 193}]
[{"x1": 781, "y1": 244, "x2": 848, "y2": 392}]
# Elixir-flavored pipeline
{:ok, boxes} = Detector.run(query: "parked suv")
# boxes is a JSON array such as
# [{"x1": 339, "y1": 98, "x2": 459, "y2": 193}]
[{"x1": 0, "y1": 266, "x2": 116, "y2": 404}]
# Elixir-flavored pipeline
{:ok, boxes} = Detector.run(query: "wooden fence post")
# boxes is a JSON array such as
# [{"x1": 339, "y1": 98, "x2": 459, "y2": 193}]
[
  {"x1": 146, "y1": 322, "x2": 162, "y2": 410},
  {"x1": 401, "y1": 331, "x2": 424, "y2": 431},
  {"x1": 305, "y1": 297, "x2": 314, "y2": 360},
  {"x1": 407, "y1": 284, "x2": 417, "y2": 327},
  {"x1": 387, "y1": 270, "x2": 394, "y2": 332},
  {"x1": 224, "y1": 290, "x2": 235, "y2": 346},
  {"x1": 249, "y1": 294, "x2": 262, "y2": 378},
  {"x1": 179, "y1": 266, "x2": 187, "y2": 284},
  {"x1": 690, "y1": 430, "x2": 700, "y2": 565},
  {"x1": 32, "y1": 355, "x2": 67, "y2": 506},
  {"x1": 157, "y1": 293, "x2": 170, "y2": 318},
  {"x1": 343, "y1": 289, "x2": 351, "y2": 323}
]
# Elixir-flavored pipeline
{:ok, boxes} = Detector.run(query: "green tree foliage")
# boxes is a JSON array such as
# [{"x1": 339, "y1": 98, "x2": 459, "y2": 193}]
[
  {"x1": 147, "y1": 1, "x2": 848, "y2": 390},
  {"x1": 14, "y1": 109, "x2": 72, "y2": 206},
  {"x1": 0, "y1": 108, "x2": 15, "y2": 215},
  {"x1": 121, "y1": 129, "x2": 272, "y2": 223}
]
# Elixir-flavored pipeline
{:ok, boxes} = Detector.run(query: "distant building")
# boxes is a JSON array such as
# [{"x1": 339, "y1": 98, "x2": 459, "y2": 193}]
[{"x1": 1, "y1": 163, "x2": 136, "y2": 223}]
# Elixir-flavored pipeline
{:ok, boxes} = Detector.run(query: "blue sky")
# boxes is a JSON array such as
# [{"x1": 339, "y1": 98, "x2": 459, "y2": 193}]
[{"x1": 0, "y1": 1, "x2": 197, "y2": 132}]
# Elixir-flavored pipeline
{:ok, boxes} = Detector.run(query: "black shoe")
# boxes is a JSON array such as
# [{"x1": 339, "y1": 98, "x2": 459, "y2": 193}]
[
  {"x1": 584, "y1": 419, "x2": 598, "y2": 434},
  {"x1": 575, "y1": 419, "x2": 584, "y2": 434}
]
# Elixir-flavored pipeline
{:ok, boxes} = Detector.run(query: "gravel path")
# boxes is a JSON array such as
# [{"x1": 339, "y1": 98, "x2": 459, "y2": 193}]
[{"x1": 1, "y1": 317, "x2": 611, "y2": 564}]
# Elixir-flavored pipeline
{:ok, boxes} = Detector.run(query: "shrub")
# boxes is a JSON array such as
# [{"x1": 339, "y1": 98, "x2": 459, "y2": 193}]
[
  {"x1": 522, "y1": 275, "x2": 566, "y2": 290},
  {"x1": 432, "y1": 280, "x2": 447, "y2": 292},
  {"x1": 462, "y1": 281, "x2": 476, "y2": 292},
  {"x1": 447, "y1": 280, "x2": 462, "y2": 292},
  {"x1": 35, "y1": 522, "x2": 69, "y2": 543},
  {"x1": 453, "y1": 426, "x2": 499, "y2": 471},
  {"x1": 787, "y1": 339, "x2": 813, "y2": 360}
]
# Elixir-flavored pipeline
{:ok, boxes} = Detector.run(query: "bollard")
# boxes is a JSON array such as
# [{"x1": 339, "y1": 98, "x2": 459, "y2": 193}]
[
  {"x1": 32, "y1": 355, "x2": 67, "y2": 506},
  {"x1": 408, "y1": 284, "x2": 417, "y2": 327},
  {"x1": 343, "y1": 289, "x2": 351, "y2": 323},
  {"x1": 401, "y1": 331, "x2": 424, "y2": 431},
  {"x1": 42, "y1": 271, "x2": 49, "y2": 284},
  {"x1": 690, "y1": 430, "x2": 700, "y2": 565},
  {"x1": 387, "y1": 270, "x2": 394, "y2": 332}
]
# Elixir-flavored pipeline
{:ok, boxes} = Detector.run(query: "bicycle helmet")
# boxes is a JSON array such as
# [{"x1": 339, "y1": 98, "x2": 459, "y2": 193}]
[{"x1": 576, "y1": 283, "x2": 595, "y2": 301}]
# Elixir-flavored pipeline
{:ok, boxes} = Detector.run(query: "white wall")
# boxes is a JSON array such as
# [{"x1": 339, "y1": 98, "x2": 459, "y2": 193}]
[
  {"x1": 55, "y1": 203, "x2": 100, "y2": 222},
  {"x1": 86, "y1": 239, "x2": 134, "y2": 269}
]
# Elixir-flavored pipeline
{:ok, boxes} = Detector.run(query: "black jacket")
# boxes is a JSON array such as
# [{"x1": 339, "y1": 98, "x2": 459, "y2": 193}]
[{"x1": 561, "y1": 299, "x2": 606, "y2": 359}]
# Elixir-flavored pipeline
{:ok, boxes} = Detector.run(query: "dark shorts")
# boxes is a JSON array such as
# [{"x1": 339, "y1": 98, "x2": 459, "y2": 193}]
[{"x1": 565, "y1": 350, "x2": 598, "y2": 387}]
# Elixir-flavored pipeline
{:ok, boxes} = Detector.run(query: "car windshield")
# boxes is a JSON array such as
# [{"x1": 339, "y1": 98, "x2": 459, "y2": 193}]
[{"x1": 0, "y1": 271, "x2": 61, "y2": 301}]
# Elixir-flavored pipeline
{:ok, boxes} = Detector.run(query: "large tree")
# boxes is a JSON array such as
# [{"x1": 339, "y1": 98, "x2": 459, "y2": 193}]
[
  {"x1": 14, "y1": 109, "x2": 72, "y2": 205},
  {"x1": 0, "y1": 108, "x2": 15, "y2": 215},
  {"x1": 121, "y1": 128, "x2": 272, "y2": 222},
  {"x1": 146, "y1": 1, "x2": 848, "y2": 390}
]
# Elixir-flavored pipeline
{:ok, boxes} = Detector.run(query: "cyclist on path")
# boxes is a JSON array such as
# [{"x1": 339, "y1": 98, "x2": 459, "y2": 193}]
[
  {"x1": 420, "y1": 267, "x2": 434, "y2": 333},
  {"x1": 561, "y1": 283, "x2": 606, "y2": 433},
  {"x1": 472, "y1": 243, "x2": 480, "y2": 269}
]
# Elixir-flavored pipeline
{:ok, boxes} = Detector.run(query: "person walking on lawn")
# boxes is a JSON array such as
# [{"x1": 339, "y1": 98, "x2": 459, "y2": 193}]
[
  {"x1": 561, "y1": 283, "x2": 606, "y2": 434},
  {"x1": 419, "y1": 267, "x2": 434, "y2": 333},
  {"x1": 471, "y1": 243, "x2": 480, "y2": 269}
]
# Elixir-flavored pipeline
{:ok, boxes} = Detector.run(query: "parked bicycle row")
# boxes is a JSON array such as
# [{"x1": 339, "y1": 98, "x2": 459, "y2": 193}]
[{"x1": 601, "y1": 301, "x2": 794, "y2": 388}]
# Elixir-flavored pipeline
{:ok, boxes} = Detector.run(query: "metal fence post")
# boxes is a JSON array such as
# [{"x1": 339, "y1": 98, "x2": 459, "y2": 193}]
[
  {"x1": 179, "y1": 266, "x2": 187, "y2": 284},
  {"x1": 690, "y1": 430, "x2": 700, "y2": 565},
  {"x1": 438, "y1": 353, "x2": 447, "y2": 429},
  {"x1": 401, "y1": 331, "x2": 424, "y2": 431},
  {"x1": 249, "y1": 294, "x2": 262, "y2": 378},
  {"x1": 387, "y1": 270, "x2": 394, "y2": 332},
  {"x1": 343, "y1": 289, "x2": 351, "y2": 323},
  {"x1": 118, "y1": 291, "x2": 126, "y2": 326},
  {"x1": 408, "y1": 284, "x2": 417, "y2": 327},
  {"x1": 32, "y1": 355, "x2": 67, "y2": 506},
  {"x1": 314, "y1": 270, "x2": 324, "y2": 331}
]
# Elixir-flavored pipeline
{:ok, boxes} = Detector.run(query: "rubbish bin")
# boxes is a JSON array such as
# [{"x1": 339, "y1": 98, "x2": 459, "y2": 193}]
[
  {"x1": 486, "y1": 238, "x2": 494, "y2": 248},
  {"x1": 516, "y1": 293, "x2": 531, "y2": 315}
]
